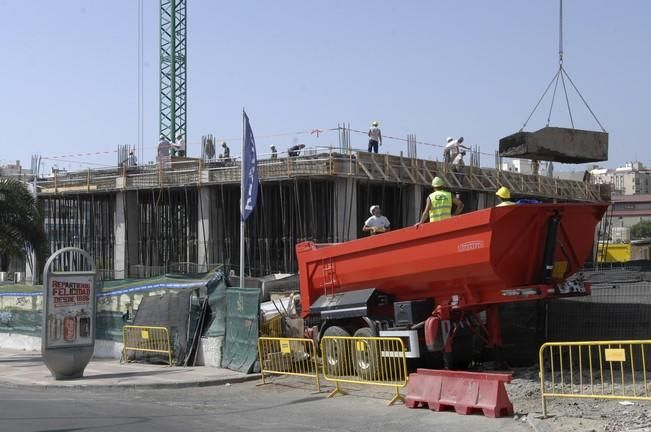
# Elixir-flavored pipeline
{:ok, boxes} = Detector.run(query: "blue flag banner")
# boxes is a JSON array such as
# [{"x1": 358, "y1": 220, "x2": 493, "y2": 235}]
[{"x1": 241, "y1": 111, "x2": 259, "y2": 221}]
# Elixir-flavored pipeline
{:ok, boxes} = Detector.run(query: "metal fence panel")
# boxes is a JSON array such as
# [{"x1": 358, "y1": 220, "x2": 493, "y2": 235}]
[
  {"x1": 122, "y1": 325, "x2": 173, "y2": 366},
  {"x1": 539, "y1": 340, "x2": 651, "y2": 416},
  {"x1": 258, "y1": 337, "x2": 320, "y2": 391},
  {"x1": 321, "y1": 336, "x2": 408, "y2": 405}
]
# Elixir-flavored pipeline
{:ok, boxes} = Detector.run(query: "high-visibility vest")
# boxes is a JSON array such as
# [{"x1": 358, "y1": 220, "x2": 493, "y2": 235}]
[
  {"x1": 496, "y1": 201, "x2": 515, "y2": 207},
  {"x1": 429, "y1": 190, "x2": 452, "y2": 222}
]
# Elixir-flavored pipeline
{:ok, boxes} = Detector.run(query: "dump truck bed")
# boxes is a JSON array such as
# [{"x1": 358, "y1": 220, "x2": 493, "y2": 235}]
[{"x1": 297, "y1": 203, "x2": 608, "y2": 317}]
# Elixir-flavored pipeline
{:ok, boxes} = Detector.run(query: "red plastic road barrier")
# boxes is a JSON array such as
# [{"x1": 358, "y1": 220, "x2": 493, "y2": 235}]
[{"x1": 405, "y1": 369, "x2": 514, "y2": 418}]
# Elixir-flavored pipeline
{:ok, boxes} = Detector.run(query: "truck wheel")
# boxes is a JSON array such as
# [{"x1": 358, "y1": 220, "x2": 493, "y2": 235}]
[
  {"x1": 444, "y1": 328, "x2": 475, "y2": 370},
  {"x1": 353, "y1": 327, "x2": 380, "y2": 379},
  {"x1": 322, "y1": 326, "x2": 351, "y2": 376}
]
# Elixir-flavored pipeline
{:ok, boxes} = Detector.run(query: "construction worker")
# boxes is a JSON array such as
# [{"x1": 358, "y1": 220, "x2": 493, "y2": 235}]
[
  {"x1": 221, "y1": 141, "x2": 230, "y2": 160},
  {"x1": 495, "y1": 186, "x2": 515, "y2": 206},
  {"x1": 157, "y1": 135, "x2": 171, "y2": 159},
  {"x1": 416, "y1": 177, "x2": 464, "y2": 225},
  {"x1": 452, "y1": 150, "x2": 466, "y2": 170},
  {"x1": 531, "y1": 159, "x2": 540, "y2": 176},
  {"x1": 363, "y1": 205, "x2": 391, "y2": 235},
  {"x1": 288, "y1": 144, "x2": 305, "y2": 157},
  {"x1": 270, "y1": 145, "x2": 278, "y2": 160},
  {"x1": 444, "y1": 136, "x2": 470, "y2": 165},
  {"x1": 128, "y1": 150, "x2": 137, "y2": 167},
  {"x1": 175, "y1": 133, "x2": 186, "y2": 157},
  {"x1": 443, "y1": 137, "x2": 454, "y2": 164},
  {"x1": 368, "y1": 121, "x2": 382, "y2": 153}
]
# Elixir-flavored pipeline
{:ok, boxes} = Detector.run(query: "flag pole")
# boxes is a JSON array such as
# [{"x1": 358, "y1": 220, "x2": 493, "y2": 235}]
[{"x1": 240, "y1": 110, "x2": 246, "y2": 289}]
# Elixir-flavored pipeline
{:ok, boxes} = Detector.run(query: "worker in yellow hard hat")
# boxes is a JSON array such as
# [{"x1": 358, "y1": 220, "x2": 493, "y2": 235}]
[
  {"x1": 495, "y1": 186, "x2": 515, "y2": 207},
  {"x1": 416, "y1": 176, "x2": 464, "y2": 225}
]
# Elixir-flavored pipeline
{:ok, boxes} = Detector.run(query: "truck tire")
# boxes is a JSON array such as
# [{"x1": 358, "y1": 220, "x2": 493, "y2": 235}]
[
  {"x1": 443, "y1": 327, "x2": 475, "y2": 370},
  {"x1": 352, "y1": 327, "x2": 380, "y2": 379},
  {"x1": 322, "y1": 326, "x2": 351, "y2": 376}
]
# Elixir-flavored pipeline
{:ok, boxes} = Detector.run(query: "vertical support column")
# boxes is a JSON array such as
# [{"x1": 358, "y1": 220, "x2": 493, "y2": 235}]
[
  {"x1": 477, "y1": 191, "x2": 489, "y2": 210},
  {"x1": 25, "y1": 252, "x2": 36, "y2": 285},
  {"x1": 114, "y1": 191, "x2": 138, "y2": 279},
  {"x1": 197, "y1": 186, "x2": 214, "y2": 272},
  {"x1": 407, "y1": 184, "x2": 423, "y2": 225},
  {"x1": 333, "y1": 178, "x2": 357, "y2": 242}
]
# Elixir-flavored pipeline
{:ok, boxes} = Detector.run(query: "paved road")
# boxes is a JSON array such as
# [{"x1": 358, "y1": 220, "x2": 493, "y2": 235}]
[{"x1": 0, "y1": 377, "x2": 532, "y2": 432}]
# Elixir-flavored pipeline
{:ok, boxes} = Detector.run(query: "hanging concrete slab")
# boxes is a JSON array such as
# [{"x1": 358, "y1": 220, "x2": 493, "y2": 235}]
[{"x1": 499, "y1": 127, "x2": 608, "y2": 163}]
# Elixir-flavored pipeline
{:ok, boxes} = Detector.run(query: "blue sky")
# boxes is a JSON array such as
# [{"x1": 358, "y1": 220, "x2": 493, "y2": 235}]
[{"x1": 1, "y1": 1, "x2": 649, "y2": 172}]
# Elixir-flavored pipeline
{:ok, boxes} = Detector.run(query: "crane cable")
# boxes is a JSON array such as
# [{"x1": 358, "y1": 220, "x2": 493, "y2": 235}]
[{"x1": 520, "y1": 0, "x2": 606, "y2": 133}]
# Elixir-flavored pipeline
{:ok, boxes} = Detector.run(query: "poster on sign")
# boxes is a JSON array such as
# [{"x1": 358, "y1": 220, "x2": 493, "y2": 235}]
[{"x1": 46, "y1": 275, "x2": 94, "y2": 348}]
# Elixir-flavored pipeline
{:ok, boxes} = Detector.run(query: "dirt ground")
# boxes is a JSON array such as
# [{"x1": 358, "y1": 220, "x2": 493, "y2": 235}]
[{"x1": 509, "y1": 366, "x2": 651, "y2": 432}]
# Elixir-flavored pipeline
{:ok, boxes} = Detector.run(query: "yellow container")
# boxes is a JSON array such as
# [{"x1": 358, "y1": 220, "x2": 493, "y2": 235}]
[{"x1": 597, "y1": 243, "x2": 630, "y2": 263}]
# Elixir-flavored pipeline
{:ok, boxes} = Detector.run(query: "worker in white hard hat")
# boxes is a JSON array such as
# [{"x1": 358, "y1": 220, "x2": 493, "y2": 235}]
[
  {"x1": 157, "y1": 134, "x2": 171, "y2": 159},
  {"x1": 416, "y1": 176, "x2": 464, "y2": 225},
  {"x1": 363, "y1": 205, "x2": 391, "y2": 235},
  {"x1": 270, "y1": 144, "x2": 278, "y2": 160},
  {"x1": 444, "y1": 136, "x2": 470, "y2": 165},
  {"x1": 368, "y1": 121, "x2": 382, "y2": 154},
  {"x1": 495, "y1": 186, "x2": 515, "y2": 207}
]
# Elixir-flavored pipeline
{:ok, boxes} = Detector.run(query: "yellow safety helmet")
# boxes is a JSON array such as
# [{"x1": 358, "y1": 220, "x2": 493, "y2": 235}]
[
  {"x1": 496, "y1": 186, "x2": 511, "y2": 199},
  {"x1": 432, "y1": 177, "x2": 445, "y2": 188}
]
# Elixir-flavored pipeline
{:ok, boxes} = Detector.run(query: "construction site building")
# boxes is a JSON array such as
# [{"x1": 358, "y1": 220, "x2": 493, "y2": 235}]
[{"x1": 28, "y1": 149, "x2": 609, "y2": 283}]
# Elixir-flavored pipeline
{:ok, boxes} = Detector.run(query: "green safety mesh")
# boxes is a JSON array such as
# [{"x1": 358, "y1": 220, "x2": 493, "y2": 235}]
[
  {"x1": 221, "y1": 287, "x2": 260, "y2": 373},
  {"x1": 0, "y1": 272, "x2": 221, "y2": 342},
  {"x1": 204, "y1": 274, "x2": 227, "y2": 337}
]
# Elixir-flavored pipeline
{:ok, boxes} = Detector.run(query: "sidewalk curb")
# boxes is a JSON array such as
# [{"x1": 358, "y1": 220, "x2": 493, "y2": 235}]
[{"x1": 0, "y1": 373, "x2": 261, "y2": 391}]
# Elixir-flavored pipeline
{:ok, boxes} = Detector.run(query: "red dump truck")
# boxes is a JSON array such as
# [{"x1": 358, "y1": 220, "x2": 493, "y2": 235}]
[{"x1": 296, "y1": 203, "x2": 608, "y2": 369}]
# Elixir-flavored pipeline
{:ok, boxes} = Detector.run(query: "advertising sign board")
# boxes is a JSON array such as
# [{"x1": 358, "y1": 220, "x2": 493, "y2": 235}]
[{"x1": 46, "y1": 274, "x2": 94, "y2": 348}]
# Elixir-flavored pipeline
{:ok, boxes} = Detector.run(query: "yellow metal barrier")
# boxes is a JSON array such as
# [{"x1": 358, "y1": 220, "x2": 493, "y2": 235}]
[
  {"x1": 320, "y1": 336, "x2": 408, "y2": 405},
  {"x1": 260, "y1": 316, "x2": 282, "y2": 337},
  {"x1": 122, "y1": 325, "x2": 173, "y2": 367},
  {"x1": 258, "y1": 337, "x2": 321, "y2": 392},
  {"x1": 540, "y1": 340, "x2": 651, "y2": 416}
]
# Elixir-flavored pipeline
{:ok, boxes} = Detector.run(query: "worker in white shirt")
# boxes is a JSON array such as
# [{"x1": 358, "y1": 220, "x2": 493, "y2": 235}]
[
  {"x1": 444, "y1": 136, "x2": 470, "y2": 164},
  {"x1": 175, "y1": 133, "x2": 186, "y2": 157},
  {"x1": 452, "y1": 150, "x2": 466, "y2": 170},
  {"x1": 363, "y1": 205, "x2": 391, "y2": 235},
  {"x1": 368, "y1": 121, "x2": 382, "y2": 153}
]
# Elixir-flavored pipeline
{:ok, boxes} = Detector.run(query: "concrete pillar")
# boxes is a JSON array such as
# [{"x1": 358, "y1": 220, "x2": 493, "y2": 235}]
[
  {"x1": 114, "y1": 191, "x2": 138, "y2": 279},
  {"x1": 333, "y1": 178, "x2": 357, "y2": 242},
  {"x1": 408, "y1": 184, "x2": 424, "y2": 225},
  {"x1": 197, "y1": 187, "x2": 214, "y2": 272},
  {"x1": 477, "y1": 191, "x2": 489, "y2": 210}
]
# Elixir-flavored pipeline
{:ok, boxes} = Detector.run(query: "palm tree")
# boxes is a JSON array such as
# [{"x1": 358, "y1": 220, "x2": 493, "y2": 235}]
[{"x1": 0, "y1": 177, "x2": 48, "y2": 279}]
